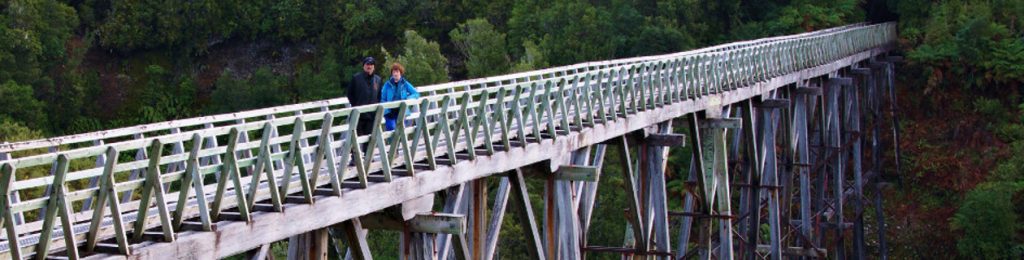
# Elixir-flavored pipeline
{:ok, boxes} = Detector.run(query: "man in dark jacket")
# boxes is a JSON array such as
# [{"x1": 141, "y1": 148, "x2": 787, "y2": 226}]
[{"x1": 348, "y1": 57, "x2": 382, "y2": 136}]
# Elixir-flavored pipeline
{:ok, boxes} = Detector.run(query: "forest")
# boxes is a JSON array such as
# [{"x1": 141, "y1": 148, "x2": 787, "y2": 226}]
[{"x1": 1, "y1": 0, "x2": 1022, "y2": 258}]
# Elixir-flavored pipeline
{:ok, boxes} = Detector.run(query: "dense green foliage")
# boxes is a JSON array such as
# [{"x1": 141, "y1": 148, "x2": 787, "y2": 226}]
[
  {"x1": 450, "y1": 19, "x2": 509, "y2": 78},
  {"x1": 0, "y1": 0, "x2": 866, "y2": 138},
  {"x1": 891, "y1": 0, "x2": 1024, "y2": 258},
  {"x1": 898, "y1": 0, "x2": 1024, "y2": 89},
  {"x1": 382, "y1": 30, "x2": 449, "y2": 85},
  {"x1": 3, "y1": 0, "x2": 1022, "y2": 258}
]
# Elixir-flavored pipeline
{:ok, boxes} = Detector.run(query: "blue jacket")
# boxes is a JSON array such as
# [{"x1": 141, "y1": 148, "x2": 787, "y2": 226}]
[{"x1": 381, "y1": 77, "x2": 420, "y2": 119}]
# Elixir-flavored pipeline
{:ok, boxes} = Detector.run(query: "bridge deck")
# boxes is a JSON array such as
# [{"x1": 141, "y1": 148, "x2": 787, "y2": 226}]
[{"x1": 0, "y1": 23, "x2": 895, "y2": 259}]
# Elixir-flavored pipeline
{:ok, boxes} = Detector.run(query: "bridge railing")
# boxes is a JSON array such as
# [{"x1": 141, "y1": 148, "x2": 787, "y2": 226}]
[
  {"x1": 0, "y1": 23, "x2": 895, "y2": 258},
  {"x1": 0, "y1": 23, "x2": 864, "y2": 156}
]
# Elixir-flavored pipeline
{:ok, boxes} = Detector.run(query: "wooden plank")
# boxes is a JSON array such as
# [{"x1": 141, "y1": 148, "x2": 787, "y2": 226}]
[
  {"x1": 360, "y1": 213, "x2": 465, "y2": 234},
  {"x1": 700, "y1": 118, "x2": 742, "y2": 129},
  {"x1": 526, "y1": 82, "x2": 543, "y2": 141},
  {"x1": 755, "y1": 98, "x2": 791, "y2": 109},
  {"x1": 412, "y1": 101, "x2": 438, "y2": 170},
  {"x1": 644, "y1": 121, "x2": 673, "y2": 259},
  {"x1": 247, "y1": 123, "x2": 284, "y2": 212},
  {"x1": 510, "y1": 86, "x2": 528, "y2": 146},
  {"x1": 35, "y1": 154, "x2": 81, "y2": 259},
  {"x1": 618, "y1": 137, "x2": 647, "y2": 252},
  {"x1": 434, "y1": 185, "x2": 466, "y2": 260},
  {"x1": 493, "y1": 88, "x2": 513, "y2": 151},
  {"x1": 509, "y1": 169, "x2": 546, "y2": 260},
  {"x1": 644, "y1": 133, "x2": 686, "y2": 147},
  {"x1": 829, "y1": 77, "x2": 854, "y2": 87},
  {"x1": 132, "y1": 140, "x2": 174, "y2": 243},
  {"x1": 312, "y1": 113, "x2": 343, "y2": 196},
  {"x1": 173, "y1": 134, "x2": 213, "y2": 231},
  {"x1": 342, "y1": 110, "x2": 369, "y2": 188},
  {"x1": 0, "y1": 163, "x2": 23, "y2": 259},
  {"x1": 436, "y1": 96, "x2": 459, "y2": 165},
  {"x1": 340, "y1": 219, "x2": 372, "y2": 260},
  {"x1": 281, "y1": 118, "x2": 315, "y2": 203},
  {"x1": 793, "y1": 86, "x2": 823, "y2": 96},
  {"x1": 469, "y1": 179, "x2": 487, "y2": 260},
  {"x1": 556, "y1": 148, "x2": 585, "y2": 260},
  {"x1": 851, "y1": 67, "x2": 871, "y2": 75},
  {"x1": 79, "y1": 141, "x2": 105, "y2": 212},
  {"x1": 450, "y1": 232, "x2": 471, "y2": 260},
  {"x1": 247, "y1": 243, "x2": 271, "y2": 260},
  {"x1": 482, "y1": 177, "x2": 509, "y2": 260},
  {"x1": 456, "y1": 92, "x2": 477, "y2": 161},
  {"x1": 553, "y1": 165, "x2": 599, "y2": 181},
  {"x1": 740, "y1": 100, "x2": 763, "y2": 259}
]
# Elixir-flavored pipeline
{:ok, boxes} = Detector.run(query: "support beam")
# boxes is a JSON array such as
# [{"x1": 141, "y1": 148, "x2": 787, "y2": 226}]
[
  {"x1": 483, "y1": 177, "x2": 510, "y2": 260},
  {"x1": 553, "y1": 165, "x2": 599, "y2": 181},
  {"x1": 360, "y1": 213, "x2": 466, "y2": 234},
  {"x1": 793, "y1": 86, "x2": 823, "y2": 96},
  {"x1": 755, "y1": 98, "x2": 790, "y2": 109},
  {"x1": 755, "y1": 245, "x2": 828, "y2": 258},
  {"x1": 644, "y1": 133, "x2": 686, "y2": 147},
  {"x1": 401, "y1": 194, "x2": 436, "y2": 221},
  {"x1": 468, "y1": 179, "x2": 488, "y2": 260},
  {"x1": 827, "y1": 76, "x2": 848, "y2": 260},
  {"x1": 790, "y1": 81, "x2": 818, "y2": 253},
  {"x1": 739, "y1": 100, "x2": 763, "y2": 260},
  {"x1": 340, "y1": 219, "x2": 372, "y2": 260},
  {"x1": 510, "y1": 169, "x2": 546, "y2": 260},
  {"x1": 677, "y1": 112, "x2": 707, "y2": 259},
  {"x1": 700, "y1": 118, "x2": 741, "y2": 129},
  {"x1": 643, "y1": 121, "x2": 674, "y2": 260},
  {"x1": 577, "y1": 144, "x2": 607, "y2": 259},
  {"x1": 246, "y1": 243, "x2": 273, "y2": 260},
  {"x1": 434, "y1": 185, "x2": 465, "y2": 260},
  {"x1": 617, "y1": 137, "x2": 647, "y2": 253}
]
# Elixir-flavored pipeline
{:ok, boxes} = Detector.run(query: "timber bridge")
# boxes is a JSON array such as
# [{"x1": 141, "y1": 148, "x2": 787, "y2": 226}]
[{"x1": 0, "y1": 23, "x2": 900, "y2": 259}]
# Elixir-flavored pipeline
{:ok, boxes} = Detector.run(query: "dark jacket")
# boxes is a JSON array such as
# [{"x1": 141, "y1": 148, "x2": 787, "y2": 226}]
[{"x1": 348, "y1": 71, "x2": 382, "y2": 108}]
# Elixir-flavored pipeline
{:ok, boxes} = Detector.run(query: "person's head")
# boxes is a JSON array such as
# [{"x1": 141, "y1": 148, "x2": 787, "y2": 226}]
[
  {"x1": 362, "y1": 57, "x2": 376, "y2": 74},
  {"x1": 390, "y1": 63, "x2": 405, "y2": 81}
]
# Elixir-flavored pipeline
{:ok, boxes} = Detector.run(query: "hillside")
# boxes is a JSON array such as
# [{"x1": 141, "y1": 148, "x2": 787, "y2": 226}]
[{"x1": 1, "y1": 0, "x2": 1022, "y2": 258}]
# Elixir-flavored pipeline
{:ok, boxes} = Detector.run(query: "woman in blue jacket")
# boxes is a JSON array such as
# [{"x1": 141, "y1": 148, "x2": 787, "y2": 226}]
[{"x1": 381, "y1": 63, "x2": 420, "y2": 131}]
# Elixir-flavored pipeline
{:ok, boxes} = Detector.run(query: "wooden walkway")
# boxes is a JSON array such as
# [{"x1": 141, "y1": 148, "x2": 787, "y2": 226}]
[{"x1": 0, "y1": 23, "x2": 897, "y2": 259}]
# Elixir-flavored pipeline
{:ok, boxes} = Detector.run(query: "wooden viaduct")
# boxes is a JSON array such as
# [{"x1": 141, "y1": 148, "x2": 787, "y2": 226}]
[{"x1": 0, "y1": 23, "x2": 900, "y2": 260}]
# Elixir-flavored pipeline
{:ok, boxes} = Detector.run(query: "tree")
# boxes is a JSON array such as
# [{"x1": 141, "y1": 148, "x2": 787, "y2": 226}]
[
  {"x1": 899, "y1": 0, "x2": 1024, "y2": 89},
  {"x1": 534, "y1": 1, "x2": 618, "y2": 65},
  {"x1": 382, "y1": 30, "x2": 448, "y2": 85},
  {"x1": 209, "y1": 67, "x2": 288, "y2": 113},
  {"x1": 511, "y1": 40, "x2": 547, "y2": 73},
  {"x1": 450, "y1": 18, "x2": 510, "y2": 78},
  {"x1": 0, "y1": 117, "x2": 44, "y2": 143},
  {"x1": 952, "y1": 182, "x2": 1023, "y2": 259},
  {"x1": 295, "y1": 55, "x2": 343, "y2": 102},
  {"x1": 0, "y1": 80, "x2": 47, "y2": 130}
]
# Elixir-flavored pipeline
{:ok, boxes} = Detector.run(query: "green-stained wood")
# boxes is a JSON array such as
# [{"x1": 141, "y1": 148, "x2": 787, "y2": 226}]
[
  {"x1": 248, "y1": 123, "x2": 284, "y2": 211},
  {"x1": 34, "y1": 155, "x2": 79, "y2": 260},
  {"x1": 0, "y1": 163, "x2": 23, "y2": 259},
  {"x1": 282, "y1": 117, "x2": 315, "y2": 203},
  {"x1": 132, "y1": 139, "x2": 176, "y2": 243},
  {"x1": 210, "y1": 128, "x2": 251, "y2": 222},
  {"x1": 173, "y1": 134, "x2": 213, "y2": 231}
]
